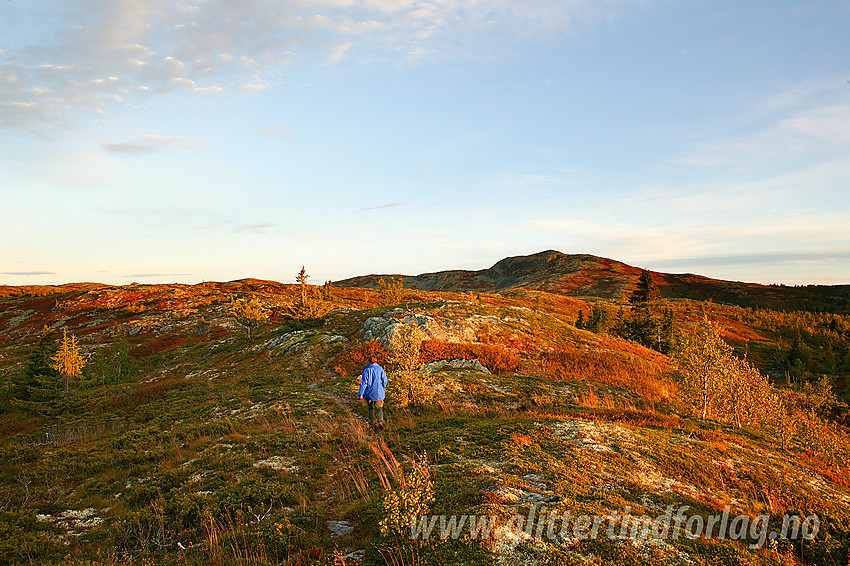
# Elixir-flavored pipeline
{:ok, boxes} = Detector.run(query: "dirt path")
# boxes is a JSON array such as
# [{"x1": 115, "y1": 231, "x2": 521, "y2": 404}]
[{"x1": 308, "y1": 382, "x2": 367, "y2": 421}]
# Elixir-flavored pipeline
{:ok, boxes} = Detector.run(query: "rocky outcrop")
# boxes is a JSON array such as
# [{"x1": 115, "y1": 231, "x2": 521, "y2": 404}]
[
  {"x1": 423, "y1": 358, "x2": 490, "y2": 374},
  {"x1": 358, "y1": 309, "x2": 480, "y2": 348}
]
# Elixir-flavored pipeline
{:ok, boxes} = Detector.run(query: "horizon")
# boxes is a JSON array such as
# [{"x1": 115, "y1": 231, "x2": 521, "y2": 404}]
[
  {"x1": 1, "y1": 249, "x2": 845, "y2": 289},
  {"x1": 3, "y1": 2, "x2": 849, "y2": 287}
]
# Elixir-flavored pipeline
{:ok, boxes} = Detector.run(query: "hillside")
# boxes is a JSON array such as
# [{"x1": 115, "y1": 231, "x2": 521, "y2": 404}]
[
  {"x1": 0, "y1": 260, "x2": 849, "y2": 565},
  {"x1": 336, "y1": 250, "x2": 850, "y2": 313}
]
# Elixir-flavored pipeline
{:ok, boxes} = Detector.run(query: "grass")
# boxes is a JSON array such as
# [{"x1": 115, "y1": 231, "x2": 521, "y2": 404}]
[{"x1": 0, "y1": 283, "x2": 849, "y2": 565}]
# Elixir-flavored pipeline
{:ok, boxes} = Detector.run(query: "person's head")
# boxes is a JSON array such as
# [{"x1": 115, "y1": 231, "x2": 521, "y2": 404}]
[{"x1": 370, "y1": 355, "x2": 378, "y2": 364}]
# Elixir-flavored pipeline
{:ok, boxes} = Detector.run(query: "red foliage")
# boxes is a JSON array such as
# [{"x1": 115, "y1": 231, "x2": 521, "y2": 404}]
[
  {"x1": 537, "y1": 348, "x2": 673, "y2": 402},
  {"x1": 419, "y1": 340, "x2": 521, "y2": 374},
  {"x1": 131, "y1": 335, "x2": 188, "y2": 357},
  {"x1": 334, "y1": 340, "x2": 389, "y2": 377}
]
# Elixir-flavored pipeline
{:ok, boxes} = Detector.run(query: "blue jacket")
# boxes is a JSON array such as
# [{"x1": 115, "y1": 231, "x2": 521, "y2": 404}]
[{"x1": 358, "y1": 363, "x2": 388, "y2": 401}]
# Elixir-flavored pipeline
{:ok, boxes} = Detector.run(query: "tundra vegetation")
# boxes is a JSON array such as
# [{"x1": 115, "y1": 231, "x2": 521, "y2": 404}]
[{"x1": 0, "y1": 272, "x2": 848, "y2": 566}]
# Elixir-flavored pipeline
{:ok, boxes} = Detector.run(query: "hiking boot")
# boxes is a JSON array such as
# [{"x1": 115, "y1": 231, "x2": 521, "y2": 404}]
[{"x1": 378, "y1": 422, "x2": 384, "y2": 431}]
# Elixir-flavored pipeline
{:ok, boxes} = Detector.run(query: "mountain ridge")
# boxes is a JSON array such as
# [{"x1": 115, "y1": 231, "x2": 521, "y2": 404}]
[{"x1": 336, "y1": 249, "x2": 850, "y2": 312}]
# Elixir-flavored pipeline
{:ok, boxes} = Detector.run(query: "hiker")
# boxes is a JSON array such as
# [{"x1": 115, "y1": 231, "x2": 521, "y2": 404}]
[{"x1": 358, "y1": 355, "x2": 388, "y2": 430}]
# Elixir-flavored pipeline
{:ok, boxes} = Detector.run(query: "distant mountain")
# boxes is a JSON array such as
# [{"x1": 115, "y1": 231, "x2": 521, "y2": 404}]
[{"x1": 336, "y1": 249, "x2": 850, "y2": 312}]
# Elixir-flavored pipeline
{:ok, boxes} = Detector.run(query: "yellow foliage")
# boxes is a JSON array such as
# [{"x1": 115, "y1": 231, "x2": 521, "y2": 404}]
[
  {"x1": 378, "y1": 276, "x2": 404, "y2": 306},
  {"x1": 229, "y1": 294, "x2": 267, "y2": 338},
  {"x1": 673, "y1": 318, "x2": 777, "y2": 428},
  {"x1": 51, "y1": 329, "x2": 85, "y2": 392},
  {"x1": 386, "y1": 325, "x2": 435, "y2": 408},
  {"x1": 377, "y1": 451, "x2": 434, "y2": 538}
]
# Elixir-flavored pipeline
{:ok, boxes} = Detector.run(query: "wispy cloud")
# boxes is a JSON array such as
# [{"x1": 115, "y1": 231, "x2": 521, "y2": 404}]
[
  {"x1": 2, "y1": 271, "x2": 56, "y2": 276},
  {"x1": 0, "y1": 0, "x2": 635, "y2": 133},
  {"x1": 361, "y1": 202, "x2": 404, "y2": 211},
  {"x1": 261, "y1": 125, "x2": 295, "y2": 140},
  {"x1": 672, "y1": 82, "x2": 850, "y2": 169},
  {"x1": 100, "y1": 134, "x2": 207, "y2": 155},
  {"x1": 650, "y1": 249, "x2": 850, "y2": 270},
  {"x1": 233, "y1": 223, "x2": 276, "y2": 234}
]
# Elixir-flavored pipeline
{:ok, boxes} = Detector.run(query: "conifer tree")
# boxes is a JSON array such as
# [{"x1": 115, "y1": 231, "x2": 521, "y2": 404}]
[
  {"x1": 629, "y1": 269, "x2": 660, "y2": 306},
  {"x1": 12, "y1": 325, "x2": 57, "y2": 402},
  {"x1": 296, "y1": 266, "x2": 310, "y2": 307},
  {"x1": 625, "y1": 269, "x2": 664, "y2": 350},
  {"x1": 51, "y1": 328, "x2": 86, "y2": 393}
]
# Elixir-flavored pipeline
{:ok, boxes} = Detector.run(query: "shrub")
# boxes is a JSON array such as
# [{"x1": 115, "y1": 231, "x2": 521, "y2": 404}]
[
  {"x1": 673, "y1": 318, "x2": 777, "y2": 427},
  {"x1": 373, "y1": 445, "x2": 433, "y2": 539},
  {"x1": 419, "y1": 340, "x2": 520, "y2": 374},
  {"x1": 334, "y1": 340, "x2": 389, "y2": 377},
  {"x1": 387, "y1": 325, "x2": 435, "y2": 408},
  {"x1": 0, "y1": 509, "x2": 55, "y2": 562},
  {"x1": 538, "y1": 348, "x2": 673, "y2": 402}
]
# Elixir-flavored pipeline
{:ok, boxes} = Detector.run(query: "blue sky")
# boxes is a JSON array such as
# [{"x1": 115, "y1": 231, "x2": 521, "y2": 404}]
[{"x1": 2, "y1": 1, "x2": 849, "y2": 286}]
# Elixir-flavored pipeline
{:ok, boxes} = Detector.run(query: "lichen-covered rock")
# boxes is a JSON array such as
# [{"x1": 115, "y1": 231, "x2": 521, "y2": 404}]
[
  {"x1": 327, "y1": 520, "x2": 354, "y2": 536},
  {"x1": 423, "y1": 357, "x2": 490, "y2": 374},
  {"x1": 266, "y1": 330, "x2": 312, "y2": 351}
]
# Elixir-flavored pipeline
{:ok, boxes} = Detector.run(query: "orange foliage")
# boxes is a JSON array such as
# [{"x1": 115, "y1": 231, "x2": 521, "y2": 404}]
[
  {"x1": 419, "y1": 340, "x2": 521, "y2": 374},
  {"x1": 537, "y1": 348, "x2": 674, "y2": 402},
  {"x1": 334, "y1": 340, "x2": 389, "y2": 377}
]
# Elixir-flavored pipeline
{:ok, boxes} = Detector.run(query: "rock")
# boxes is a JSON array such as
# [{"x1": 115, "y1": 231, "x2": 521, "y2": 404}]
[
  {"x1": 358, "y1": 317, "x2": 392, "y2": 343},
  {"x1": 327, "y1": 520, "x2": 354, "y2": 536},
  {"x1": 343, "y1": 549, "x2": 366, "y2": 561},
  {"x1": 359, "y1": 311, "x2": 478, "y2": 347},
  {"x1": 254, "y1": 456, "x2": 298, "y2": 473},
  {"x1": 480, "y1": 485, "x2": 524, "y2": 504},
  {"x1": 266, "y1": 330, "x2": 312, "y2": 351},
  {"x1": 422, "y1": 358, "x2": 490, "y2": 374}
]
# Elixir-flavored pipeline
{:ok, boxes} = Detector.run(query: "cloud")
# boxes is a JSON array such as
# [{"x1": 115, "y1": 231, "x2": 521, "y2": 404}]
[
  {"x1": 2, "y1": 271, "x2": 56, "y2": 276},
  {"x1": 671, "y1": 82, "x2": 850, "y2": 170},
  {"x1": 649, "y1": 249, "x2": 850, "y2": 270},
  {"x1": 1, "y1": 0, "x2": 634, "y2": 133},
  {"x1": 262, "y1": 125, "x2": 295, "y2": 139},
  {"x1": 233, "y1": 223, "x2": 276, "y2": 234},
  {"x1": 100, "y1": 134, "x2": 207, "y2": 155},
  {"x1": 361, "y1": 202, "x2": 404, "y2": 210}
]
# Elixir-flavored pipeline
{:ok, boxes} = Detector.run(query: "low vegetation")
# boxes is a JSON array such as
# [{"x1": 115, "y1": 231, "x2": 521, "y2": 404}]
[{"x1": 0, "y1": 272, "x2": 848, "y2": 566}]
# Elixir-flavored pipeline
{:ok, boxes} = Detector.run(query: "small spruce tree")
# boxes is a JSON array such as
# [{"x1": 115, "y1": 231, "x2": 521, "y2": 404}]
[{"x1": 296, "y1": 266, "x2": 310, "y2": 307}]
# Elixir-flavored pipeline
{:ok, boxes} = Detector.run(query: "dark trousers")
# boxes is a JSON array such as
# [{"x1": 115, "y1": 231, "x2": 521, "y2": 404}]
[{"x1": 366, "y1": 400, "x2": 384, "y2": 425}]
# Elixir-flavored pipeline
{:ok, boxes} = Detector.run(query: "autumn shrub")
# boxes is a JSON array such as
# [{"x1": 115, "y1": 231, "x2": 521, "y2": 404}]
[
  {"x1": 419, "y1": 340, "x2": 521, "y2": 374},
  {"x1": 334, "y1": 340, "x2": 389, "y2": 377},
  {"x1": 372, "y1": 443, "x2": 433, "y2": 539},
  {"x1": 387, "y1": 326, "x2": 435, "y2": 408},
  {"x1": 673, "y1": 318, "x2": 782, "y2": 428},
  {"x1": 538, "y1": 348, "x2": 673, "y2": 402}
]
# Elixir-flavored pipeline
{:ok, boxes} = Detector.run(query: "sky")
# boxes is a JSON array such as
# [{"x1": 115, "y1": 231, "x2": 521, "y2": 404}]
[{"x1": 2, "y1": 1, "x2": 849, "y2": 287}]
